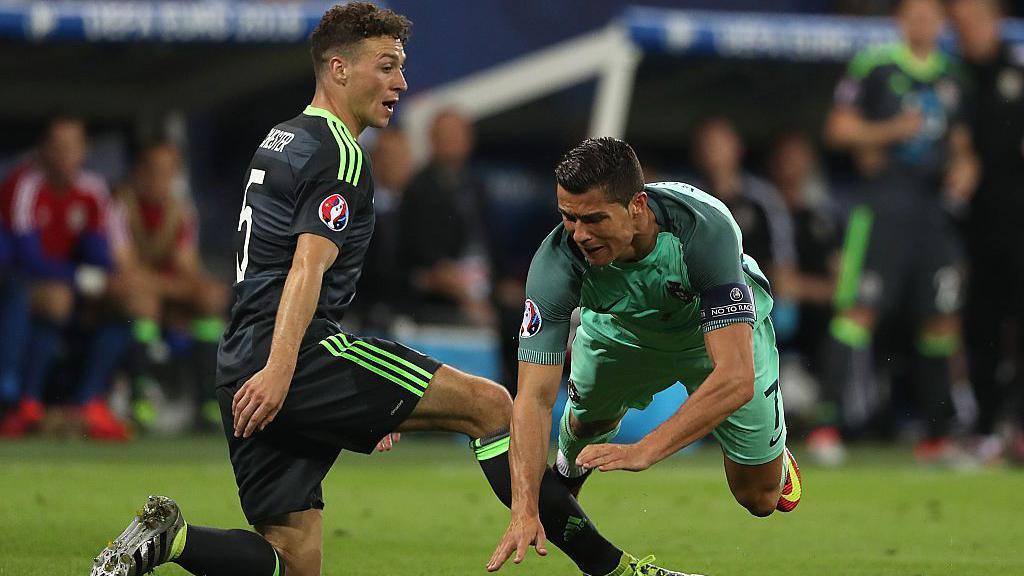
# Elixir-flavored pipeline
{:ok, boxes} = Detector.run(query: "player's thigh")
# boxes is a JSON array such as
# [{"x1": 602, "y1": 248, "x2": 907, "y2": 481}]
[
  {"x1": 568, "y1": 327, "x2": 677, "y2": 423},
  {"x1": 397, "y1": 364, "x2": 512, "y2": 438},
  {"x1": 216, "y1": 384, "x2": 339, "y2": 526},
  {"x1": 256, "y1": 509, "x2": 323, "y2": 576},
  {"x1": 836, "y1": 200, "x2": 907, "y2": 320},
  {"x1": 913, "y1": 212, "x2": 964, "y2": 321},
  {"x1": 713, "y1": 319, "x2": 787, "y2": 467}
]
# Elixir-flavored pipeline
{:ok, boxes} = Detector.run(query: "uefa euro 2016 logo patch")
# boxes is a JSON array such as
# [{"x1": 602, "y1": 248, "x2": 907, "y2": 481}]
[
  {"x1": 520, "y1": 299, "x2": 542, "y2": 339},
  {"x1": 319, "y1": 193, "x2": 349, "y2": 231}
]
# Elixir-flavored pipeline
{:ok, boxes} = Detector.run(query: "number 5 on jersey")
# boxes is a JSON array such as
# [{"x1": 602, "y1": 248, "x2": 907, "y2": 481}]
[{"x1": 236, "y1": 168, "x2": 264, "y2": 283}]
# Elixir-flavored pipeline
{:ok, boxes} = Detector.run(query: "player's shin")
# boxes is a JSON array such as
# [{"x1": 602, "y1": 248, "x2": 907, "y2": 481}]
[
  {"x1": 915, "y1": 332, "x2": 957, "y2": 443},
  {"x1": 555, "y1": 405, "x2": 619, "y2": 496},
  {"x1": 472, "y1": 431, "x2": 623, "y2": 576},
  {"x1": 174, "y1": 525, "x2": 285, "y2": 576}
]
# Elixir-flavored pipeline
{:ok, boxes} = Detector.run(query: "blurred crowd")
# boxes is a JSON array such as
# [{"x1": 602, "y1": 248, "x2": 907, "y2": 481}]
[{"x1": 1, "y1": 0, "x2": 1022, "y2": 468}]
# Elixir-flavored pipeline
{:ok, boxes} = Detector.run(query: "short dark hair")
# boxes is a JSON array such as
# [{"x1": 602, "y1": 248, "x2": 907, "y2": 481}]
[
  {"x1": 555, "y1": 137, "x2": 644, "y2": 206},
  {"x1": 310, "y1": 2, "x2": 411, "y2": 77}
]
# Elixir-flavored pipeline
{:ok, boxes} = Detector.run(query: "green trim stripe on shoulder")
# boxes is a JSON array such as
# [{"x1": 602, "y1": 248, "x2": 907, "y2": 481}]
[
  {"x1": 303, "y1": 105, "x2": 363, "y2": 186},
  {"x1": 474, "y1": 436, "x2": 511, "y2": 461},
  {"x1": 319, "y1": 334, "x2": 428, "y2": 397},
  {"x1": 335, "y1": 120, "x2": 364, "y2": 186},
  {"x1": 848, "y1": 42, "x2": 947, "y2": 82},
  {"x1": 834, "y1": 206, "x2": 873, "y2": 311}
]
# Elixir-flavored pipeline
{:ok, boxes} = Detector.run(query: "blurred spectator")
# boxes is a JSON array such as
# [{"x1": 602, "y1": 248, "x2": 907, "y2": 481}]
[
  {"x1": 398, "y1": 109, "x2": 495, "y2": 326},
  {"x1": 691, "y1": 116, "x2": 800, "y2": 340},
  {"x1": 769, "y1": 132, "x2": 840, "y2": 375},
  {"x1": 351, "y1": 128, "x2": 413, "y2": 332},
  {"x1": 823, "y1": 0, "x2": 977, "y2": 464},
  {"x1": 109, "y1": 141, "x2": 228, "y2": 430},
  {"x1": 0, "y1": 116, "x2": 129, "y2": 440},
  {"x1": 0, "y1": 184, "x2": 29, "y2": 415},
  {"x1": 950, "y1": 0, "x2": 1024, "y2": 462}
]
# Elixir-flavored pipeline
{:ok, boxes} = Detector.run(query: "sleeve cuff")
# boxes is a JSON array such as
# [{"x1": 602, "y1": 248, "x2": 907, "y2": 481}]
[
  {"x1": 701, "y1": 317, "x2": 756, "y2": 334},
  {"x1": 517, "y1": 349, "x2": 566, "y2": 365}
]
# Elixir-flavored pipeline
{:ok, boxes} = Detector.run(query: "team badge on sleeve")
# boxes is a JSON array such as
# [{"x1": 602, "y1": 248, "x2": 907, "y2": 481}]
[
  {"x1": 520, "y1": 299, "x2": 542, "y2": 339},
  {"x1": 319, "y1": 194, "x2": 350, "y2": 231}
]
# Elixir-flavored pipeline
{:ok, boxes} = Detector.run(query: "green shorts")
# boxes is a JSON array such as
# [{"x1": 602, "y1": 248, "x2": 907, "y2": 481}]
[{"x1": 567, "y1": 317, "x2": 786, "y2": 466}]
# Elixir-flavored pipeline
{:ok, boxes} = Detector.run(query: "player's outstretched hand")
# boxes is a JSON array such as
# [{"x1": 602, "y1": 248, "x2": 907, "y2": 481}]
[
  {"x1": 374, "y1": 432, "x2": 400, "y2": 452},
  {"x1": 487, "y1": 514, "x2": 547, "y2": 572},
  {"x1": 232, "y1": 365, "x2": 292, "y2": 438},
  {"x1": 577, "y1": 442, "x2": 654, "y2": 472}
]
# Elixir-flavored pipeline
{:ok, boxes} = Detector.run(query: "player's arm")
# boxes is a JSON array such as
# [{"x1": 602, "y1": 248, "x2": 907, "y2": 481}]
[
  {"x1": 490, "y1": 229, "x2": 579, "y2": 570},
  {"x1": 232, "y1": 233, "x2": 338, "y2": 438},
  {"x1": 944, "y1": 123, "x2": 979, "y2": 205},
  {"x1": 825, "y1": 55, "x2": 922, "y2": 149},
  {"x1": 621, "y1": 324, "x2": 754, "y2": 469},
  {"x1": 577, "y1": 210, "x2": 757, "y2": 472},
  {"x1": 487, "y1": 361, "x2": 562, "y2": 571},
  {"x1": 826, "y1": 104, "x2": 923, "y2": 149}
]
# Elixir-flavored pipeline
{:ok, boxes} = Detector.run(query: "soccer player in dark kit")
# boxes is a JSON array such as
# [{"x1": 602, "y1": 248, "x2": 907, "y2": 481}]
[
  {"x1": 91, "y1": 4, "x2": 696, "y2": 576},
  {"x1": 818, "y1": 0, "x2": 977, "y2": 463}
]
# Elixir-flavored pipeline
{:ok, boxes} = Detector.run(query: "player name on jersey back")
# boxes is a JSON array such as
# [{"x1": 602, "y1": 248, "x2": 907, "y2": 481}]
[{"x1": 259, "y1": 129, "x2": 295, "y2": 153}]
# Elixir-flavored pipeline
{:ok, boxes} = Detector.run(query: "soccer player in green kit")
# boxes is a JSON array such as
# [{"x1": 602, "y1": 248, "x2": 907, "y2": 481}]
[{"x1": 489, "y1": 137, "x2": 802, "y2": 571}]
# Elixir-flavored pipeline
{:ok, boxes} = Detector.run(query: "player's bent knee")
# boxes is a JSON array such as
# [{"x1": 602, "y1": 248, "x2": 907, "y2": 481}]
[
  {"x1": 462, "y1": 372, "x2": 512, "y2": 437},
  {"x1": 734, "y1": 489, "x2": 777, "y2": 518},
  {"x1": 257, "y1": 512, "x2": 323, "y2": 576}
]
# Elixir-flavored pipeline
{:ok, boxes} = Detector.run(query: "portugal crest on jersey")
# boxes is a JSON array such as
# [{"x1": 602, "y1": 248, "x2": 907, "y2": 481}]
[
  {"x1": 318, "y1": 193, "x2": 349, "y2": 231},
  {"x1": 520, "y1": 299, "x2": 542, "y2": 339}
]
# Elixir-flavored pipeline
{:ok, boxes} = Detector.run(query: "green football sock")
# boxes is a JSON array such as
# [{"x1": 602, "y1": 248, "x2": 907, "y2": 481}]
[{"x1": 556, "y1": 403, "x2": 620, "y2": 478}]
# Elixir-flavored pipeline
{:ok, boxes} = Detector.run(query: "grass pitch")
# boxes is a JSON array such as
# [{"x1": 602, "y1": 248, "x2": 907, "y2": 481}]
[{"x1": 1, "y1": 436, "x2": 1022, "y2": 576}]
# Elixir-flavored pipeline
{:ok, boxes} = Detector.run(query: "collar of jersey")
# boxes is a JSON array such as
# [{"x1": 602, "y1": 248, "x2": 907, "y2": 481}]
[
  {"x1": 893, "y1": 43, "x2": 946, "y2": 82},
  {"x1": 607, "y1": 232, "x2": 669, "y2": 271},
  {"x1": 303, "y1": 105, "x2": 356, "y2": 137}
]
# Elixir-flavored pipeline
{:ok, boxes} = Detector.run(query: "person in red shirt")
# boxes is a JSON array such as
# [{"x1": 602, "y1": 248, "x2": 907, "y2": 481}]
[{"x1": 0, "y1": 116, "x2": 128, "y2": 440}]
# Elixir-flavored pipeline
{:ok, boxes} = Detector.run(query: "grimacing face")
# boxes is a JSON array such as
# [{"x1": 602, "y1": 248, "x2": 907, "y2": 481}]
[
  {"x1": 556, "y1": 184, "x2": 642, "y2": 267},
  {"x1": 347, "y1": 36, "x2": 408, "y2": 130}
]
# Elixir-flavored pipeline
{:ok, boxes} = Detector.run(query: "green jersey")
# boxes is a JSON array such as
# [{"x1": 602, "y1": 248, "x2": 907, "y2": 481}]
[{"x1": 518, "y1": 182, "x2": 773, "y2": 366}]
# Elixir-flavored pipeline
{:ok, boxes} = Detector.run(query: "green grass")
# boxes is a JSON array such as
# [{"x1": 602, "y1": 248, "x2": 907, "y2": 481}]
[{"x1": 1, "y1": 437, "x2": 1022, "y2": 576}]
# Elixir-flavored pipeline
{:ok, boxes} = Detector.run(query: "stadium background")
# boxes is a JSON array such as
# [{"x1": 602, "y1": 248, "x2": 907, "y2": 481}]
[{"x1": 1, "y1": 1, "x2": 1023, "y2": 575}]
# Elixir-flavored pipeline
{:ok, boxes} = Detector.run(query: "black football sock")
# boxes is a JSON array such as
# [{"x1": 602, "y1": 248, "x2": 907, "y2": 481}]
[
  {"x1": 173, "y1": 524, "x2": 284, "y2": 576},
  {"x1": 822, "y1": 317, "x2": 873, "y2": 428},
  {"x1": 472, "y1": 431, "x2": 623, "y2": 576},
  {"x1": 916, "y1": 333, "x2": 958, "y2": 440}
]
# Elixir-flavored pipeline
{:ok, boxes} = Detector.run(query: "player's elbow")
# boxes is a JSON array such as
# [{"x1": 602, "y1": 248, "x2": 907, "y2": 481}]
[
  {"x1": 724, "y1": 369, "x2": 755, "y2": 410},
  {"x1": 824, "y1": 110, "x2": 856, "y2": 149}
]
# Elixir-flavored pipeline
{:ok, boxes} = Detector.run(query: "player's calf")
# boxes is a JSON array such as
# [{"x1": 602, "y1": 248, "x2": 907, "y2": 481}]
[{"x1": 723, "y1": 451, "x2": 787, "y2": 518}]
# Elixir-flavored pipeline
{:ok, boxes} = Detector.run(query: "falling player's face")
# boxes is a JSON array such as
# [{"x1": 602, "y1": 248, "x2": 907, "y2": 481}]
[
  {"x1": 557, "y1": 184, "x2": 645, "y2": 267},
  {"x1": 347, "y1": 36, "x2": 408, "y2": 131}
]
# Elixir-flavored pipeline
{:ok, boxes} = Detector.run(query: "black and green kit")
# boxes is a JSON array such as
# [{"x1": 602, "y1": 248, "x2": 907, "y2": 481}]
[{"x1": 216, "y1": 106, "x2": 441, "y2": 525}]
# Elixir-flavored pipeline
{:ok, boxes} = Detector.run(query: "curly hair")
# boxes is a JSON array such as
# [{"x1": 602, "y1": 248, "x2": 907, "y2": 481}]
[
  {"x1": 555, "y1": 137, "x2": 644, "y2": 206},
  {"x1": 310, "y1": 2, "x2": 412, "y2": 77}
]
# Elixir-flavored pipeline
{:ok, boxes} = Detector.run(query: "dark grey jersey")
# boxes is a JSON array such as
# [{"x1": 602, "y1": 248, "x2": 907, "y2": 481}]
[{"x1": 217, "y1": 105, "x2": 374, "y2": 384}]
